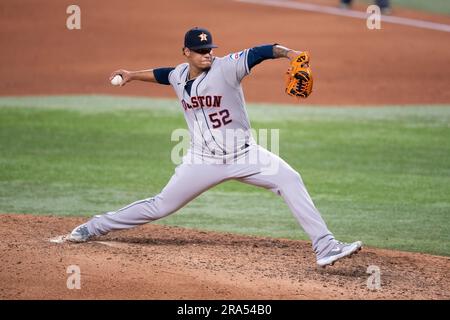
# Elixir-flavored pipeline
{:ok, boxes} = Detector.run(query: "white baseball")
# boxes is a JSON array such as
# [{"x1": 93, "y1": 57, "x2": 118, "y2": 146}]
[{"x1": 111, "y1": 75, "x2": 123, "y2": 86}]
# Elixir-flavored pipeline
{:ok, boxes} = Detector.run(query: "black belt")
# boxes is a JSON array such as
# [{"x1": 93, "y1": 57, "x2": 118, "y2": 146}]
[{"x1": 212, "y1": 143, "x2": 249, "y2": 156}]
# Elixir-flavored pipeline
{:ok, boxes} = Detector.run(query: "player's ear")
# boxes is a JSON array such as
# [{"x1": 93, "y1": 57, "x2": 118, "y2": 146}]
[{"x1": 182, "y1": 47, "x2": 190, "y2": 57}]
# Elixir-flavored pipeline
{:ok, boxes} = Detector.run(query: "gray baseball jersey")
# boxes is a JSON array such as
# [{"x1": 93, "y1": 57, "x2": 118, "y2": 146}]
[
  {"x1": 80, "y1": 47, "x2": 337, "y2": 260},
  {"x1": 168, "y1": 50, "x2": 253, "y2": 159}
]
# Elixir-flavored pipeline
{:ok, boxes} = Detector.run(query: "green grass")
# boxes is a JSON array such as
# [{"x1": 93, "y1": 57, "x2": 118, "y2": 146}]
[
  {"x1": 360, "y1": 0, "x2": 450, "y2": 15},
  {"x1": 1, "y1": 96, "x2": 449, "y2": 256},
  {"x1": 394, "y1": 0, "x2": 450, "y2": 14}
]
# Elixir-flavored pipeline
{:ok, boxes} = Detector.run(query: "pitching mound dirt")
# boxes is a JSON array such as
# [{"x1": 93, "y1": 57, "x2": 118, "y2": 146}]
[{"x1": 0, "y1": 214, "x2": 448, "y2": 299}]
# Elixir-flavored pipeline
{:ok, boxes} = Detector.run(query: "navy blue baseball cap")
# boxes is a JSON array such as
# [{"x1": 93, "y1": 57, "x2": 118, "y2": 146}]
[{"x1": 184, "y1": 27, "x2": 218, "y2": 50}]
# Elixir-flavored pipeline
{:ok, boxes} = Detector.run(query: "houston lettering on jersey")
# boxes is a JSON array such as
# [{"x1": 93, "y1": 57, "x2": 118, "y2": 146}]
[{"x1": 181, "y1": 96, "x2": 223, "y2": 110}]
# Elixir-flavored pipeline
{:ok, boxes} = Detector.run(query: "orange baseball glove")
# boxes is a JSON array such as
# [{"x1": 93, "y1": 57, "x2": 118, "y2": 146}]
[{"x1": 285, "y1": 51, "x2": 313, "y2": 99}]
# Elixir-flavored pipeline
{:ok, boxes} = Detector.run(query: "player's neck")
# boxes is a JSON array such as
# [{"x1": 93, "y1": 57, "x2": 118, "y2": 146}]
[{"x1": 187, "y1": 65, "x2": 205, "y2": 80}]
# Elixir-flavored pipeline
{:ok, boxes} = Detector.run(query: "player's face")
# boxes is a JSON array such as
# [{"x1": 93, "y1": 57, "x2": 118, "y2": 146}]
[{"x1": 185, "y1": 48, "x2": 213, "y2": 70}]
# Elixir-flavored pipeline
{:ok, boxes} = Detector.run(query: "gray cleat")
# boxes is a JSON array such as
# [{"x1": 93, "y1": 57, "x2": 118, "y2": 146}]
[
  {"x1": 67, "y1": 224, "x2": 93, "y2": 242},
  {"x1": 317, "y1": 240, "x2": 362, "y2": 267}
]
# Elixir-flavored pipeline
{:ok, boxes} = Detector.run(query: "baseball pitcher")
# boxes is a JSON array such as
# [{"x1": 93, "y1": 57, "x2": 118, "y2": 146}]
[{"x1": 65, "y1": 27, "x2": 362, "y2": 267}]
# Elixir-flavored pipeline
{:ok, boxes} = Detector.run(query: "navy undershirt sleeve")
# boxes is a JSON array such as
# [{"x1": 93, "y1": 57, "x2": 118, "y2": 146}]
[
  {"x1": 153, "y1": 67, "x2": 175, "y2": 85},
  {"x1": 247, "y1": 44, "x2": 275, "y2": 70}
]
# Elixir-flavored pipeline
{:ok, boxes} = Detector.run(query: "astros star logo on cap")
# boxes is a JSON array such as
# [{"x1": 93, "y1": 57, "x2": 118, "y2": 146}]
[{"x1": 199, "y1": 32, "x2": 208, "y2": 42}]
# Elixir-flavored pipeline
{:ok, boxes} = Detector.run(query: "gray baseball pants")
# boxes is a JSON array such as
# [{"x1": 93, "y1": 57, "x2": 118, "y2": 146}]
[{"x1": 83, "y1": 145, "x2": 335, "y2": 258}]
